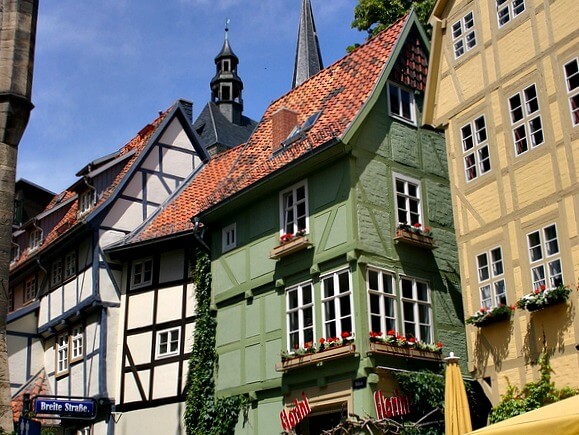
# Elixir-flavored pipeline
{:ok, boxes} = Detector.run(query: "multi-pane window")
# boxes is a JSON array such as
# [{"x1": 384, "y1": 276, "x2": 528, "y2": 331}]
[
  {"x1": 497, "y1": 0, "x2": 525, "y2": 27},
  {"x1": 321, "y1": 269, "x2": 353, "y2": 339},
  {"x1": 78, "y1": 191, "x2": 93, "y2": 215},
  {"x1": 131, "y1": 258, "x2": 153, "y2": 289},
  {"x1": 222, "y1": 223, "x2": 237, "y2": 252},
  {"x1": 51, "y1": 260, "x2": 63, "y2": 287},
  {"x1": 461, "y1": 116, "x2": 491, "y2": 181},
  {"x1": 452, "y1": 12, "x2": 476, "y2": 58},
  {"x1": 564, "y1": 58, "x2": 579, "y2": 126},
  {"x1": 509, "y1": 84, "x2": 543, "y2": 155},
  {"x1": 400, "y1": 277, "x2": 432, "y2": 343},
  {"x1": 56, "y1": 333, "x2": 69, "y2": 375},
  {"x1": 280, "y1": 180, "x2": 308, "y2": 236},
  {"x1": 286, "y1": 282, "x2": 315, "y2": 350},
  {"x1": 29, "y1": 228, "x2": 42, "y2": 251},
  {"x1": 156, "y1": 327, "x2": 180, "y2": 358},
  {"x1": 527, "y1": 224, "x2": 562, "y2": 290},
  {"x1": 367, "y1": 268, "x2": 396, "y2": 334},
  {"x1": 64, "y1": 252, "x2": 76, "y2": 280},
  {"x1": 394, "y1": 175, "x2": 422, "y2": 225},
  {"x1": 388, "y1": 83, "x2": 416, "y2": 124},
  {"x1": 24, "y1": 277, "x2": 36, "y2": 302},
  {"x1": 71, "y1": 326, "x2": 83, "y2": 361},
  {"x1": 477, "y1": 247, "x2": 506, "y2": 309}
]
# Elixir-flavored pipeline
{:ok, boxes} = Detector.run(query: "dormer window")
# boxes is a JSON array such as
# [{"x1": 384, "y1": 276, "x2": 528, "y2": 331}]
[
  {"x1": 388, "y1": 82, "x2": 416, "y2": 125},
  {"x1": 79, "y1": 191, "x2": 93, "y2": 215},
  {"x1": 282, "y1": 111, "x2": 322, "y2": 147},
  {"x1": 29, "y1": 228, "x2": 42, "y2": 251}
]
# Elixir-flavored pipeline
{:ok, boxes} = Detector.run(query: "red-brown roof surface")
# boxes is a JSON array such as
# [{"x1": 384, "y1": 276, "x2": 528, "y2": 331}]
[
  {"x1": 133, "y1": 14, "x2": 410, "y2": 244},
  {"x1": 11, "y1": 369, "x2": 50, "y2": 422}
]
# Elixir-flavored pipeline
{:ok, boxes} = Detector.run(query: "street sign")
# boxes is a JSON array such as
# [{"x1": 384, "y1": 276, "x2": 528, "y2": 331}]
[
  {"x1": 18, "y1": 417, "x2": 41, "y2": 435},
  {"x1": 34, "y1": 397, "x2": 97, "y2": 420}
]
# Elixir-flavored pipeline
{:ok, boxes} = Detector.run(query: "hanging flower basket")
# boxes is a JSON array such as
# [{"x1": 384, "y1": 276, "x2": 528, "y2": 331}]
[
  {"x1": 270, "y1": 232, "x2": 312, "y2": 259},
  {"x1": 466, "y1": 304, "x2": 515, "y2": 327},
  {"x1": 517, "y1": 284, "x2": 572, "y2": 312}
]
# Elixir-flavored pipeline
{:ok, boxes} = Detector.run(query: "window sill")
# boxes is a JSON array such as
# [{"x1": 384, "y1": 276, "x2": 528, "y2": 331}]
[
  {"x1": 275, "y1": 343, "x2": 357, "y2": 372},
  {"x1": 269, "y1": 236, "x2": 312, "y2": 260},
  {"x1": 367, "y1": 342, "x2": 442, "y2": 362},
  {"x1": 394, "y1": 229, "x2": 436, "y2": 250}
]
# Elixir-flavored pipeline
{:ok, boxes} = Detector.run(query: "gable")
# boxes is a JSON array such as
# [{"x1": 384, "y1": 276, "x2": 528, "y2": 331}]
[{"x1": 390, "y1": 31, "x2": 429, "y2": 92}]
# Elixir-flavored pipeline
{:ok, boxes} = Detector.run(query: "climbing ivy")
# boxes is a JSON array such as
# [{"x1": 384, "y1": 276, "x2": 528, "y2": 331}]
[
  {"x1": 489, "y1": 353, "x2": 578, "y2": 423},
  {"x1": 184, "y1": 248, "x2": 247, "y2": 435}
]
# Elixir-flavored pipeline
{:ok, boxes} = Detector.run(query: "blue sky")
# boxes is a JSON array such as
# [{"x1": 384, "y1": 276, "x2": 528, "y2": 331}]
[{"x1": 18, "y1": 0, "x2": 364, "y2": 193}]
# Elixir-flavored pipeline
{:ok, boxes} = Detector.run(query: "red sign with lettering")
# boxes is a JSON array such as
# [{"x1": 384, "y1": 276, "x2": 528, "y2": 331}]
[
  {"x1": 280, "y1": 393, "x2": 312, "y2": 431},
  {"x1": 374, "y1": 389, "x2": 411, "y2": 419}
]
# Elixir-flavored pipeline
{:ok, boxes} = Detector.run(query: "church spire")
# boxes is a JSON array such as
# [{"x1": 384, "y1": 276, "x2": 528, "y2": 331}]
[{"x1": 292, "y1": 0, "x2": 323, "y2": 89}]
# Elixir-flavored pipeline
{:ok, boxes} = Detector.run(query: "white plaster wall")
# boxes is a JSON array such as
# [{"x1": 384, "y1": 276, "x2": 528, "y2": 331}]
[
  {"x1": 152, "y1": 362, "x2": 179, "y2": 399},
  {"x1": 99, "y1": 228, "x2": 127, "y2": 250},
  {"x1": 156, "y1": 286, "x2": 183, "y2": 324},
  {"x1": 127, "y1": 292, "x2": 154, "y2": 329},
  {"x1": 49, "y1": 288, "x2": 63, "y2": 321},
  {"x1": 8, "y1": 335, "x2": 28, "y2": 389},
  {"x1": 116, "y1": 400, "x2": 186, "y2": 435},
  {"x1": 9, "y1": 311, "x2": 38, "y2": 333},
  {"x1": 43, "y1": 336, "x2": 55, "y2": 379},
  {"x1": 160, "y1": 118, "x2": 190, "y2": 150},
  {"x1": 77, "y1": 268, "x2": 94, "y2": 304},
  {"x1": 126, "y1": 333, "x2": 152, "y2": 366},
  {"x1": 99, "y1": 264, "x2": 120, "y2": 303},
  {"x1": 144, "y1": 173, "x2": 171, "y2": 204},
  {"x1": 106, "y1": 306, "x2": 121, "y2": 399},
  {"x1": 62, "y1": 279, "x2": 78, "y2": 312},
  {"x1": 78, "y1": 238, "x2": 93, "y2": 269},
  {"x1": 162, "y1": 148, "x2": 195, "y2": 178},
  {"x1": 38, "y1": 297, "x2": 48, "y2": 325},
  {"x1": 185, "y1": 283, "x2": 196, "y2": 318},
  {"x1": 159, "y1": 250, "x2": 184, "y2": 283},
  {"x1": 69, "y1": 359, "x2": 84, "y2": 396},
  {"x1": 101, "y1": 198, "x2": 143, "y2": 232},
  {"x1": 123, "y1": 175, "x2": 144, "y2": 200},
  {"x1": 124, "y1": 369, "x2": 150, "y2": 403},
  {"x1": 184, "y1": 323, "x2": 195, "y2": 354},
  {"x1": 141, "y1": 147, "x2": 161, "y2": 172}
]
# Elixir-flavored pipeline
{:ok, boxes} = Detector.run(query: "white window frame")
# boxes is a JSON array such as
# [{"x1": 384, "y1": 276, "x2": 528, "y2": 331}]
[
  {"x1": 476, "y1": 247, "x2": 507, "y2": 309},
  {"x1": 156, "y1": 327, "x2": 181, "y2": 358},
  {"x1": 286, "y1": 281, "x2": 315, "y2": 351},
  {"x1": 527, "y1": 224, "x2": 562, "y2": 290},
  {"x1": 78, "y1": 191, "x2": 93, "y2": 215},
  {"x1": 461, "y1": 115, "x2": 491, "y2": 181},
  {"x1": 279, "y1": 180, "x2": 309, "y2": 237},
  {"x1": 564, "y1": 58, "x2": 579, "y2": 126},
  {"x1": 51, "y1": 259, "x2": 63, "y2": 287},
  {"x1": 400, "y1": 277, "x2": 432, "y2": 343},
  {"x1": 367, "y1": 267, "x2": 397, "y2": 334},
  {"x1": 64, "y1": 251, "x2": 76, "y2": 280},
  {"x1": 393, "y1": 173, "x2": 422, "y2": 226},
  {"x1": 497, "y1": 0, "x2": 525, "y2": 27},
  {"x1": 509, "y1": 84, "x2": 543, "y2": 156},
  {"x1": 56, "y1": 333, "x2": 69, "y2": 376},
  {"x1": 321, "y1": 268, "x2": 354, "y2": 340},
  {"x1": 71, "y1": 326, "x2": 84, "y2": 362},
  {"x1": 222, "y1": 223, "x2": 237, "y2": 252},
  {"x1": 388, "y1": 82, "x2": 416, "y2": 125},
  {"x1": 29, "y1": 228, "x2": 42, "y2": 251},
  {"x1": 452, "y1": 11, "x2": 476, "y2": 59},
  {"x1": 24, "y1": 276, "x2": 36, "y2": 303},
  {"x1": 131, "y1": 258, "x2": 153, "y2": 289}
]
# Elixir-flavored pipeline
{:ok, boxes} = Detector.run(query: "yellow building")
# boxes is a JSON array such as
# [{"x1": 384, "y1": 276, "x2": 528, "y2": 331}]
[{"x1": 423, "y1": 0, "x2": 579, "y2": 404}]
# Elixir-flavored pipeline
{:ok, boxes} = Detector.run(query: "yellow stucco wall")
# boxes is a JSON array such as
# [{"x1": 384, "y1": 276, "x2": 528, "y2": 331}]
[{"x1": 426, "y1": 0, "x2": 579, "y2": 404}]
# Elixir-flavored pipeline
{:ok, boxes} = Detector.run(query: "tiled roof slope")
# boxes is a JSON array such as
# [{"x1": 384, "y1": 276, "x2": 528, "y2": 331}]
[
  {"x1": 132, "y1": 13, "x2": 410, "y2": 244},
  {"x1": 10, "y1": 107, "x2": 170, "y2": 271},
  {"x1": 11, "y1": 369, "x2": 51, "y2": 422}
]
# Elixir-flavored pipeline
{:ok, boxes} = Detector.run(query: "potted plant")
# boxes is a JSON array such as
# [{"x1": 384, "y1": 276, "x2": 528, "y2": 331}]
[
  {"x1": 394, "y1": 223, "x2": 436, "y2": 249},
  {"x1": 466, "y1": 304, "x2": 515, "y2": 327},
  {"x1": 270, "y1": 229, "x2": 311, "y2": 259},
  {"x1": 368, "y1": 330, "x2": 443, "y2": 360},
  {"x1": 517, "y1": 283, "x2": 572, "y2": 312}
]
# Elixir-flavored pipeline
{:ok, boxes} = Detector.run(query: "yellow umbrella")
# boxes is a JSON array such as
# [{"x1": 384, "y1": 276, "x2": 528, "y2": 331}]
[
  {"x1": 466, "y1": 394, "x2": 579, "y2": 435},
  {"x1": 445, "y1": 352, "x2": 472, "y2": 435}
]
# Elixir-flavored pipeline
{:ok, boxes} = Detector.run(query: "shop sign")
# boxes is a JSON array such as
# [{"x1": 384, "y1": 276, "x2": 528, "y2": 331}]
[
  {"x1": 280, "y1": 392, "x2": 312, "y2": 431},
  {"x1": 374, "y1": 390, "x2": 411, "y2": 419},
  {"x1": 34, "y1": 396, "x2": 97, "y2": 420}
]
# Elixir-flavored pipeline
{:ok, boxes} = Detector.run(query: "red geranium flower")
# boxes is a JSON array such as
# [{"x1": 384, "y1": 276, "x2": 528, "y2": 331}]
[
  {"x1": 413, "y1": 222, "x2": 421, "y2": 228},
  {"x1": 408, "y1": 337, "x2": 416, "y2": 343},
  {"x1": 341, "y1": 331, "x2": 350, "y2": 339},
  {"x1": 319, "y1": 337, "x2": 325, "y2": 344},
  {"x1": 387, "y1": 330, "x2": 396, "y2": 336},
  {"x1": 540, "y1": 284, "x2": 546, "y2": 291},
  {"x1": 436, "y1": 342, "x2": 443, "y2": 348}
]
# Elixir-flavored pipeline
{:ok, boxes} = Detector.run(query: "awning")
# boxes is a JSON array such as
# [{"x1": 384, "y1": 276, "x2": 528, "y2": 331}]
[{"x1": 466, "y1": 395, "x2": 579, "y2": 435}]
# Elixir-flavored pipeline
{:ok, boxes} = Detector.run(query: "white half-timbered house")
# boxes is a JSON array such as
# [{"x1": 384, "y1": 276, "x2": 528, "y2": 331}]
[{"x1": 8, "y1": 99, "x2": 208, "y2": 434}]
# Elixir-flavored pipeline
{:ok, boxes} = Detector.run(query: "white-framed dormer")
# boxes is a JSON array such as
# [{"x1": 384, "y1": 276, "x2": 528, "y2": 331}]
[
  {"x1": 222, "y1": 223, "x2": 237, "y2": 253},
  {"x1": 279, "y1": 179, "x2": 309, "y2": 237},
  {"x1": 29, "y1": 227, "x2": 42, "y2": 252},
  {"x1": 387, "y1": 81, "x2": 416, "y2": 126},
  {"x1": 78, "y1": 190, "x2": 93, "y2": 216}
]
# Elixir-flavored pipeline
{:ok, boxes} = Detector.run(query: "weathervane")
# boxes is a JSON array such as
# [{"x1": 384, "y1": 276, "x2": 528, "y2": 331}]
[{"x1": 225, "y1": 18, "x2": 230, "y2": 40}]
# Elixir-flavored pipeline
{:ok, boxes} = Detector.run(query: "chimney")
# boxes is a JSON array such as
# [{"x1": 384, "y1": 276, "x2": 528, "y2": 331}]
[{"x1": 271, "y1": 108, "x2": 299, "y2": 148}]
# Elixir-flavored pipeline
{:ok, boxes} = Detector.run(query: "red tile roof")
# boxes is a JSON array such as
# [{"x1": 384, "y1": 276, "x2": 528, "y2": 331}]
[
  {"x1": 11, "y1": 369, "x2": 51, "y2": 422},
  {"x1": 132, "y1": 14, "x2": 410, "y2": 244}
]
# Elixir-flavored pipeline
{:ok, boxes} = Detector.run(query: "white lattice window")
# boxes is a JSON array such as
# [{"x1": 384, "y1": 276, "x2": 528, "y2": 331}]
[
  {"x1": 394, "y1": 174, "x2": 422, "y2": 225},
  {"x1": 156, "y1": 327, "x2": 180, "y2": 358},
  {"x1": 400, "y1": 277, "x2": 432, "y2": 343},
  {"x1": 131, "y1": 258, "x2": 153, "y2": 289},
  {"x1": 509, "y1": 84, "x2": 543, "y2": 155},
  {"x1": 280, "y1": 180, "x2": 308, "y2": 236},
  {"x1": 29, "y1": 228, "x2": 42, "y2": 251},
  {"x1": 497, "y1": 0, "x2": 525, "y2": 27},
  {"x1": 24, "y1": 277, "x2": 36, "y2": 303},
  {"x1": 388, "y1": 82, "x2": 416, "y2": 125},
  {"x1": 286, "y1": 282, "x2": 315, "y2": 350},
  {"x1": 527, "y1": 224, "x2": 562, "y2": 290},
  {"x1": 222, "y1": 223, "x2": 237, "y2": 252},
  {"x1": 71, "y1": 326, "x2": 84, "y2": 362},
  {"x1": 367, "y1": 268, "x2": 397, "y2": 334},
  {"x1": 78, "y1": 191, "x2": 93, "y2": 215},
  {"x1": 51, "y1": 259, "x2": 63, "y2": 287},
  {"x1": 452, "y1": 12, "x2": 476, "y2": 58},
  {"x1": 461, "y1": 116, "x2": 491, "y2": 181},
  {"x1": 564, "y1": 58, "x2": 579, "y2": 126},
  {"x1": 477, "y1": 247, "x2": 507, "y2": 309},
  {"x1": 321, "y1": 269, "x2": 354, "y2": 339},
  {"x1": 64, "y1": 251, "x2": 76, "y2": 279},
  {"x1": 56, "y1": 333, "x2": 69, "y2": 375}
]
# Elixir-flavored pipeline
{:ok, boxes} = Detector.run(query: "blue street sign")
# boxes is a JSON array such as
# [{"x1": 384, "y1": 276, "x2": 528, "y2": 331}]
[
  {"x1": 18, "y1": 417, "x2": 41, "y2": 435},
  {"x1": 34, "y1": 397, "x2": 97, "y2": 420}
]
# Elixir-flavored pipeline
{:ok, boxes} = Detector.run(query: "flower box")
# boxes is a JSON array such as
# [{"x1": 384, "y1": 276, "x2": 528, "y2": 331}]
[
  {"x1": 270, "y1": 236, "x2": 312, "y2": 260},
  {"x1": 466, "y1": 305, "x2": 515, "y2": 327},
  {"x1": 368, "y1": 342, "x2": 442, "y2": 362},
  {"x1": 394, "y1": 229, "x2": 436, "y2": 250},
  {"x1": 517, "y1": 284, "x2": 572, "y2": 312},
  {"x1": 275, "y1": 343, "x2": 357, "y2": 371}
]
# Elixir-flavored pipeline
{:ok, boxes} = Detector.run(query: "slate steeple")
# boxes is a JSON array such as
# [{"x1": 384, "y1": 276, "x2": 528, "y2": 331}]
[
  {"x1": 292, "y1": 0, "x2": 323, "y2": 89},
  {"x1": 211, "y1": 20, "x2": 244, "y2": 124}
]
